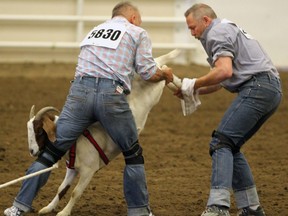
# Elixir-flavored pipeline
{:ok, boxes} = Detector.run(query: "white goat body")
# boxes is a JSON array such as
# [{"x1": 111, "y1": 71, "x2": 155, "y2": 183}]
[{"x1": 28, "y1": 50, "x2": 181, "y2": 216}]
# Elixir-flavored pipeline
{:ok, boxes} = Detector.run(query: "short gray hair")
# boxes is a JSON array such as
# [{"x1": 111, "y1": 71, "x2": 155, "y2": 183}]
[{"x1": 184, "y1": 3, "x2": 217, "y2": 20}]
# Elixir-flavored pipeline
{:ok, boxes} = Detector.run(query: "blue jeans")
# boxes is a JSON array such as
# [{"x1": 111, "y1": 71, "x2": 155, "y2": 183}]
[
  {"x1": 207, "y1": 72, "x2": 282, "y2": 208},
  {"x1": 14, "y1": 77, "x2": 151, "y2": 215}
]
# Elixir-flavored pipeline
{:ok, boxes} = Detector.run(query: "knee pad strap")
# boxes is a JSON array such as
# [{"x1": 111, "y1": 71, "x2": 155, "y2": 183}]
[
  {"x1": 123, "y1": 141, "x2": 144, "y2": 165},
  {"x1": 45, "y1": 141, "x2": 66, "y2": 160},
  {"x1": 209, "y1": 130, "x2": 240, "y2": 156},
  {"x1": 36, "y1": 155, "x2": 54, "y2": 167},
  {"x1": 125, "y1": 155, "x2": 144, "y2": 165},
  {"x1": 36, "y1": 141, "x2": 66, "y2": 167}
]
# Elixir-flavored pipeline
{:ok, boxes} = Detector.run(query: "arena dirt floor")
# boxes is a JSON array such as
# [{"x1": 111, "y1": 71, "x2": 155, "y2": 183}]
[{"x1": 0, "y1": 63, "x2": 287, "y2": 216}]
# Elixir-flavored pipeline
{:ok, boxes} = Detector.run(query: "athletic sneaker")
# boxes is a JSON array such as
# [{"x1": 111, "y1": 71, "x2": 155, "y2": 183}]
[
  {"x1": 4, "y1": 206, "x2": 24, "y2": 216},
  {"x1": 201, "y1": 205, "x2": 230, "y2": 216},
  {"x1": 148, "y1": 212, "x2": 155, "y2": 216},
  {"x1": 237, "y1": 206, "x2": 266, "y2": 216}
]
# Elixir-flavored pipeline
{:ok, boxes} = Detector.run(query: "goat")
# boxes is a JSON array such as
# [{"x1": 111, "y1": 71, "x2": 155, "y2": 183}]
[{"x1": 27, "y1": 50, "x2": 182, "y2": 216}]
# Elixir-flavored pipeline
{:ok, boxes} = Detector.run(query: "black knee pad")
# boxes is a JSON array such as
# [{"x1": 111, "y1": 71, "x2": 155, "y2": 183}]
[
  {"x1": 36, "y1": 141, "x2": 66, "y2": 167},
  {"x1": 209, "y1": 130, "x2": 240, "y2": 156},
  {"x1": 123, "y1": 141, "x2": 144, "y2": 165}
]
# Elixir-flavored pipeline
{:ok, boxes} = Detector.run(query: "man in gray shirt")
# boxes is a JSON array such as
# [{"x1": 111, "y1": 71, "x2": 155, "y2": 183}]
[{"x1": 179, "y1": 3, "x2": 282, "y2": 216}]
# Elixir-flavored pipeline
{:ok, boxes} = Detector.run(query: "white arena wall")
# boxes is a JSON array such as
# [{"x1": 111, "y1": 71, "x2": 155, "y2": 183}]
[{"x1": 0, "y1": 0, "x2": 287, "y2": 69}]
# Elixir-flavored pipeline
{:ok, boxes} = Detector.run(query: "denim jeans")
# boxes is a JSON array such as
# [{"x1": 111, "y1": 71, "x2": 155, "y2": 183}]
[
  {"x1": 14, "y1": 77, "x2": 151, "y2": 215},
  {"x1": 207, "y1": 72, "x2": 282, "y2": 208}
]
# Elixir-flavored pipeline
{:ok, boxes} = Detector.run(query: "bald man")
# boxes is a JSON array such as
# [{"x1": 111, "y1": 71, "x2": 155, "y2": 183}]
[{"x1": 4, "y1": 2, "x2": 172, "y2": 216}]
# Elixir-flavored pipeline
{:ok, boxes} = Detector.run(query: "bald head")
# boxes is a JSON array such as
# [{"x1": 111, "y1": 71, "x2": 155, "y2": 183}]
[
  {"x1": 112, "y1": 2, "x2": 138, "y2": 17},
  {"x1": 112, "y1": 1, "x2": 142, "y2": 26}
]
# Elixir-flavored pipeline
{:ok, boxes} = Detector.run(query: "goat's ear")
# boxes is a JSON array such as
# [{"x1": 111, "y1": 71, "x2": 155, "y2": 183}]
[
  {"x1": 47, "y1": 113, "x2": 56, "y2": 122},
  {"x1": 42, "y1": 115, "x2": 56, "y2": 142}
]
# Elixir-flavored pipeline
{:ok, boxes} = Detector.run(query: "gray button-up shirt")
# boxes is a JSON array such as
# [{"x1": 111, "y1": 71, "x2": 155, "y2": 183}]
[{"x1": 200, "y1": 18, "x2": 279, "y2": 92}]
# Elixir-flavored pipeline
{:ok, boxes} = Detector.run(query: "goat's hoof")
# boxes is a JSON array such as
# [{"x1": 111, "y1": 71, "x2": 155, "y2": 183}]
[
  {"x1": 56, "y1": 211, "x2": 70, "y2": 216},
  {"x1": 38, "y1": 206, "x2": 53, "y2": 214}
]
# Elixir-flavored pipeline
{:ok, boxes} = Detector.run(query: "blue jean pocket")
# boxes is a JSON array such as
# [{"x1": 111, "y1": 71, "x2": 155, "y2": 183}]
[{"x1": 66, "y1": 84, "x2": 88, "y2": 113}]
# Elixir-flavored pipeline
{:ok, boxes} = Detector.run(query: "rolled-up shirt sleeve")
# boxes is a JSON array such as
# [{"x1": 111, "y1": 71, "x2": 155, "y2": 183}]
[{"x1": 209, "y1": 29, "x2": 235, "y2": 66}]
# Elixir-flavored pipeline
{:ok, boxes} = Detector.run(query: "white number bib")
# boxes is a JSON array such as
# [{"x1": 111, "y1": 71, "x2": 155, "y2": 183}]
[{"x1": 80, "y1": 22, "x2": 127, "y2": 49}]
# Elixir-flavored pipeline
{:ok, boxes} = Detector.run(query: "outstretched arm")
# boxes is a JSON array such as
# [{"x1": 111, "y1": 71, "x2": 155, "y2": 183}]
[
  {"x1": 197, "y1": 84, "x2": 222, "y2": 95},
  {"x1": 194, "y1": 56, "x2": 233, "y2": 91},
  {"x1": 146, "y1": 67, "x2": 173, "y2": 84}
]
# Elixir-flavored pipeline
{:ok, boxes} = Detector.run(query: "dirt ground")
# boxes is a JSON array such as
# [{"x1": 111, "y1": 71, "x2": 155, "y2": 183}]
[{"x1": 0, "y1": 63, "x2": 287, "y2": 216}]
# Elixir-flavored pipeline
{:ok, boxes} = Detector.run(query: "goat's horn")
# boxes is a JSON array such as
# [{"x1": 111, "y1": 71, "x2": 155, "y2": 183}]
[
  {"x1": 34, "y1": 106, "x2": 60, "y2": 121},
  {"x1": 29, "y1": 105, "x2": 35, "y2": 120}
]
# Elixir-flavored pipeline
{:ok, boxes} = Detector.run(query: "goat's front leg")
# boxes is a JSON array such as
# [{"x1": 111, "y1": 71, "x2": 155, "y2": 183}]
[
  {"x1": 56, "y1": 167, "x2": 95, "y2": 216},
  {"x1": 39, "y1": 167, "x2": 78, "y2": 214}
]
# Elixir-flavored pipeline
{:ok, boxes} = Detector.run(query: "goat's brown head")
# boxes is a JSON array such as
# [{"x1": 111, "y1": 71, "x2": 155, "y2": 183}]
[{"x1": 28, "y1": 105, "x2": 59, "y2": 156}]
